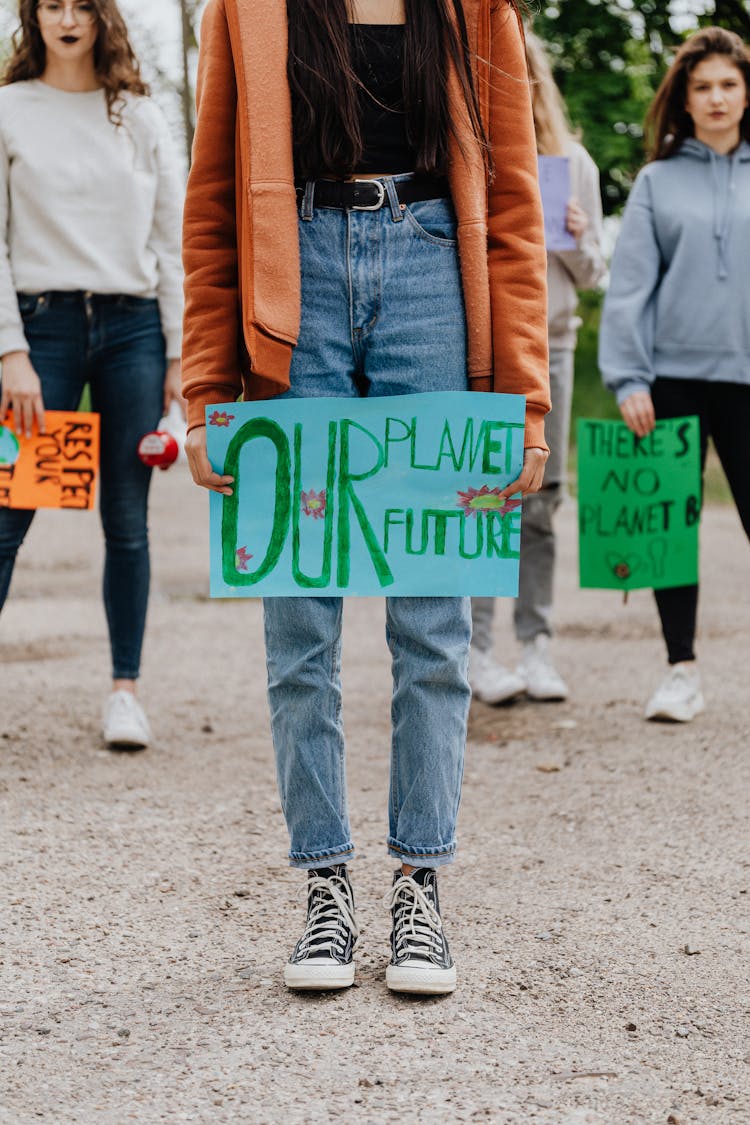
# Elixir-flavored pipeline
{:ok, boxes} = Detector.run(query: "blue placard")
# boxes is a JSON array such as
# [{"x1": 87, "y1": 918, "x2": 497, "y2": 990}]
[{"x1": 207, "y1": 391, "x2": 525, "y2": 597}]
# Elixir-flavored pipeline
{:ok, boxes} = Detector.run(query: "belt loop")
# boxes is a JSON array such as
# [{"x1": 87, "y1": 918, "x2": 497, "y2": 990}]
[
  {"x1": 300, "y1": 180, "x2": 315, "y2": 221},
  {"x1": 384, "y1": 177, "x2": 404, "y2": 223}
]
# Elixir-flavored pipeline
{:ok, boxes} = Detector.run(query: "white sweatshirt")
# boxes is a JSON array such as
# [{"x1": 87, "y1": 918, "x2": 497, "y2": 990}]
[{"x1": 0, "y1": 80, "x2": 184, "y2": 359}]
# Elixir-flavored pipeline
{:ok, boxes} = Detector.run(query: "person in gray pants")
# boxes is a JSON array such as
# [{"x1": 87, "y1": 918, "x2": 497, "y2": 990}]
[{"x1": 470, "y1": 32, "x2": 606, "y2": 705}]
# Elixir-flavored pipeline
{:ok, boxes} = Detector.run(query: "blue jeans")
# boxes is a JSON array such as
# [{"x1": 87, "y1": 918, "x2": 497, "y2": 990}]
[
  {"x1": 263, "y1": 180, "x2": 472, "y2": 869},
  {"x1": 0, "y1": 292, "x2": 166, "y2": 679}
]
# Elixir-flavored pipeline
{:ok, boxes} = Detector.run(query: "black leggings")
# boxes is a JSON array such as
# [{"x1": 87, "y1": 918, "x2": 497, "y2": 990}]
[{"x1": 651, "y1": 378, "x2": 750, "y2": 664}]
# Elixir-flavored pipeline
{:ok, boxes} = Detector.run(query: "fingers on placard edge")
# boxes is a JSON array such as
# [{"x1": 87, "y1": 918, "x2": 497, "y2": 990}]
[{"x1": 501, "y1": 480, "x2": 524, "y2": 498}]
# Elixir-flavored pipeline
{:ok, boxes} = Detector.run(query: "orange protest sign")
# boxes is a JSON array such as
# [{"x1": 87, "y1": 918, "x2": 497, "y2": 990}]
[{"x1": 0, "y1": 412, "x2": 100, "y2": 511}]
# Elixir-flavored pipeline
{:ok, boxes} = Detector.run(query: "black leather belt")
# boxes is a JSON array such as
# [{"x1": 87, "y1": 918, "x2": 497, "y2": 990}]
[{"x1": 296, "y1": 175, "x2": 449, "y2": 211}]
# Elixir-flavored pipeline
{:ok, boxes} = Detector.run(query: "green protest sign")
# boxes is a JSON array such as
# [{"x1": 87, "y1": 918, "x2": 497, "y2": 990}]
[{"x1": 577, "y1": 416, "x2": 700, "y2": 591}]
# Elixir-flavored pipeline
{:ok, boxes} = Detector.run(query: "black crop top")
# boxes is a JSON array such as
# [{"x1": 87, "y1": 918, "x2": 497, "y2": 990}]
[
  {"x1": 349, "y1": 24, "x2": 416, "y2": 175},
  {"x1": 291, "y1": 24, "x2": 417, "y2": 178}
]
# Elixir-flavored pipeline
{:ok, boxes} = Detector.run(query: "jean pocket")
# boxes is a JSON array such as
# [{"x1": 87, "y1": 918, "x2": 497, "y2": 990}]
[
  {"x1": 403, "y1": 198, "x2": 458, "y2": 247},
  {"x1": 16, "y1": 293, "x2": 49, "y2": 322}
]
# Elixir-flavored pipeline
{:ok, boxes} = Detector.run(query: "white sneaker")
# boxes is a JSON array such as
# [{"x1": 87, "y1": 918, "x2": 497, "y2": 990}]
[
  {"x1": 645, "y1": 663, "x2": 705, "y2": 723},
  {"x1": 468, "y1": 648, "x2": 525, "y2": 705},
  {"x1": 517, "y1": 635, "x2": 569, "y2": 701},
  {"x1": 102, "y1": 690, "x2": 152, "y2": 749}
]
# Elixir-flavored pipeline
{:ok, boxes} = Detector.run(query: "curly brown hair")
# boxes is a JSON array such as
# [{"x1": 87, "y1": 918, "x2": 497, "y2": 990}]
[
  {"x1": 646, "y1": 26, "x2": 750, "y2": 161},
  {"x1": 2, "y1": 0, "x2": 150, "y2": 123}
]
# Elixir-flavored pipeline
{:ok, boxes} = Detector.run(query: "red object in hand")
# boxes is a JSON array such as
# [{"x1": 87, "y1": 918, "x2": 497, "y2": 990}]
[{"x1": 137, "y1": 430, "x2": 179, "y2": 470}]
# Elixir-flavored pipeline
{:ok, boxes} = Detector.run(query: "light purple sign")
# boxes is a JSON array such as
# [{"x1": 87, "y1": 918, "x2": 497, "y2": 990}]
[{"x1": 538, "y1": 155, "x2": 576, "y2": 252}]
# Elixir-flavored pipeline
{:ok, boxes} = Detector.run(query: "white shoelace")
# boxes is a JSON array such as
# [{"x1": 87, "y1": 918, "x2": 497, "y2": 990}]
[
  {"x1": 387, "y1": 875, "x2": 444, "y2": 961},
  {"x1": 296, "y1": 874, "x2": 359, "y2": 959}
]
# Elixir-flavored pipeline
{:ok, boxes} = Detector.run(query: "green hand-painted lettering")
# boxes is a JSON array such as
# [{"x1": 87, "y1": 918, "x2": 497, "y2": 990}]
[
  {"x1": 384, "y1": 417, "x2": 415, "y2": 468},
  {"x1": 291, "y1": 420, "x2": 336, "y2": 588},
  {"x1": 337, "y1": 420, "x2": 394, "y2": 587},
  {"x1": 458, "y1": 512, "x2": 484, "y2": 559},
  {"x1": 383, "y1": 508, "x2": 406, "y2": 553},
  {"x1": 485, "y1": 511, "x2": 520, "y2": 559},
  {"x1": 222, "y1": 418, "x2": 291, "y2": 586}
]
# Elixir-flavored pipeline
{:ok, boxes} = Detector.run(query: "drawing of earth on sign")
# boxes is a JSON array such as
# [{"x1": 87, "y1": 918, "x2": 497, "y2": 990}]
[{"x1": 0, "y1": 425, "x2": 20, "y2": 466}]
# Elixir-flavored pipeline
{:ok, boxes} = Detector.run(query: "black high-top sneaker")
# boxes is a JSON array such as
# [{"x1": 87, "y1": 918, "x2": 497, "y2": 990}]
[
  {"x1": 386, "y1": 867, "x2": 456, "y2": 994},
  {"x1": 284, "y1": 865, "x2": 359, "y2": 990}
]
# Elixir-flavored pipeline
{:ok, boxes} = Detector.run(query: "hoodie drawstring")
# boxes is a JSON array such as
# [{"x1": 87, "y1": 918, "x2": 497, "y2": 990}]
[{"x1": 708, "y1": 146, "x2": 738, "y2": 281}]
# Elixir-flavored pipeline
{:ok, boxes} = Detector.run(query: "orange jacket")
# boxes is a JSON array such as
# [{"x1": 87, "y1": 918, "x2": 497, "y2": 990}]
[{"x1": 182, "y1": 0, "x2": 550, "y2": 448}]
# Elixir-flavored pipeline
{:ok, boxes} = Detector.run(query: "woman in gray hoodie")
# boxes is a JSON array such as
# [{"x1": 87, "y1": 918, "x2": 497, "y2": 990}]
[{"x1": 599, "y1": 26, "x2": 750, "y2": 722}]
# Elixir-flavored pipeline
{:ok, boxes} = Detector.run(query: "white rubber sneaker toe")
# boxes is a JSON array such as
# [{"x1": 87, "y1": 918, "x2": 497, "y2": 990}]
[
  {"x1": 645, "y1": 663, "x2": 704, "y2": 723},
  {"x1": 468, "y1": 649, "x2": 525, "y2": 705},
  {"x1": 284, "y1": 959, "x2": 355, "y2": 990},
  {"x1": 518, "y1": 636, "x2": 569, "y2": 702},
  {"x1": 102, "y1": 691, "x2": 152, "y2": 749},
  {"x1": 385, "y1": 961, "x2": 457, "y2": 995}
]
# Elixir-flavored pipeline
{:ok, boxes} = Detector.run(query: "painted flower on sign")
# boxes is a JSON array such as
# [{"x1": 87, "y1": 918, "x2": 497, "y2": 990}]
[
  {"x1": 209, "y1": 410, "x2": 235, "y2": 427},
  {"x1": 235, "y1": 546, "x2": 253, "y2": 571},
  {"x1": 301, "y1": 489, "x2": 326, "y2": 519},
  {"x1": 456, "y1": 485, "x2": 522, "y2": 518}
]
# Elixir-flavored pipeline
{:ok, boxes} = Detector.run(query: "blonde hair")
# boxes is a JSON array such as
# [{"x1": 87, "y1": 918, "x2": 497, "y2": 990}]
[{"x1": 525, "y1": 30, "x2": 576, "y2": 157}]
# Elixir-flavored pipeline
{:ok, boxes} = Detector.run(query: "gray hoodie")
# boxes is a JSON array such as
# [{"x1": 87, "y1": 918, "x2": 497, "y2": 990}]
[{"x1": 599, "y1": 138, "x2": 750, "y2": 403}]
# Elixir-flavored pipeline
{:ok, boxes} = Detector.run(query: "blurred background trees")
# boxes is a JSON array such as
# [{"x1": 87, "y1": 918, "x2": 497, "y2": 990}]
[
  {"x1": 176, "y1": 0, "x2": 199, "y2": 161},
  {"x1": 531, "y1": 1, "x2": 749, "y2": 214}
]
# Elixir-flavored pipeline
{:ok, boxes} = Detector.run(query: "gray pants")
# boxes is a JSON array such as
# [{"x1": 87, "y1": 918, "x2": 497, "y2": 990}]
[{"x1": 472, "y1": 347, "x2": 573, "y2": 652}]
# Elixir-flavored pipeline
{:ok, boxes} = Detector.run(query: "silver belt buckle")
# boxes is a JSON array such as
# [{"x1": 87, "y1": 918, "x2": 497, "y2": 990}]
[{"x1": 352, "y1": 178, "x2": 386, "y2": 211}]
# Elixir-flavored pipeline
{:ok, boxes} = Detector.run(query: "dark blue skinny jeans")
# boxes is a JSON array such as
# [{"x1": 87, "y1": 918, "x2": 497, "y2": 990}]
[{"x1": 0, "y1": 292, "x2": 166, "y2": 680}]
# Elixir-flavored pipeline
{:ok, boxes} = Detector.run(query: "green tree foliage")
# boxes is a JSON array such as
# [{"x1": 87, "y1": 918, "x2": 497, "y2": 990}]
[
  {"x1": 531, "y1": 1, "x2": 683, "y2": 213},
  {"x1": 533, "y1": 1, "x2": 750, "y2": 215},
  {"x1": 705, "y1": 0, "x2": 750, "y2": 38}
]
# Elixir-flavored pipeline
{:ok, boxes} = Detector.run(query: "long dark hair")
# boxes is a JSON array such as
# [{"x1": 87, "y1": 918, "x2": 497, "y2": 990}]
[
  {"x1": 3, "y1": 0, "x2": 149, "y2": 124},
  {"x1": 287, "y1": 0, "x2": 498, "y2": 178},
  {"x1": 645, "y1": 25, "x2": 750, "y2": 161}
]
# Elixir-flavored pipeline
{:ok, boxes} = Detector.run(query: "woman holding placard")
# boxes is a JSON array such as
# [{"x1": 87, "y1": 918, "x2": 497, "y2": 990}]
[
  {"x1": 600, "y1": 26, "x2": 750, "y2": 722},
  {"x1": 0, "y1": 0, "x2": 184, "y2": 748},
  {"x1": 471, "y1": 30, "x2": 606, "y2": 705},
  {"x1": 182, "y1": 0, "x2": 550, "y2": 994}
]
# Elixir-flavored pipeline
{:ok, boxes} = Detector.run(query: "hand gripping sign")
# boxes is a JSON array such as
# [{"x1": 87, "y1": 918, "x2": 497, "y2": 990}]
[{"x1": 206, "y1": 391, "x2": 526, "y2": 598}]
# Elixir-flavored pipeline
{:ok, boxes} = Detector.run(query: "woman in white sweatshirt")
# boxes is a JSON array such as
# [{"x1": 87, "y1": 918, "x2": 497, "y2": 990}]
[
  {"x1": 470, "y1": 30, "x2": 606, "y2": 705},
  {"x1": 0, "y1": 0, "x2": 184, "y2": 748}
]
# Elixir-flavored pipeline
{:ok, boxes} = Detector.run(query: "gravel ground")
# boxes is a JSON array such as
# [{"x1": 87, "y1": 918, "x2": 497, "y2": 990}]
[{"x1": 1, "y1": 465, "x2": 749, "y2": 1125}]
